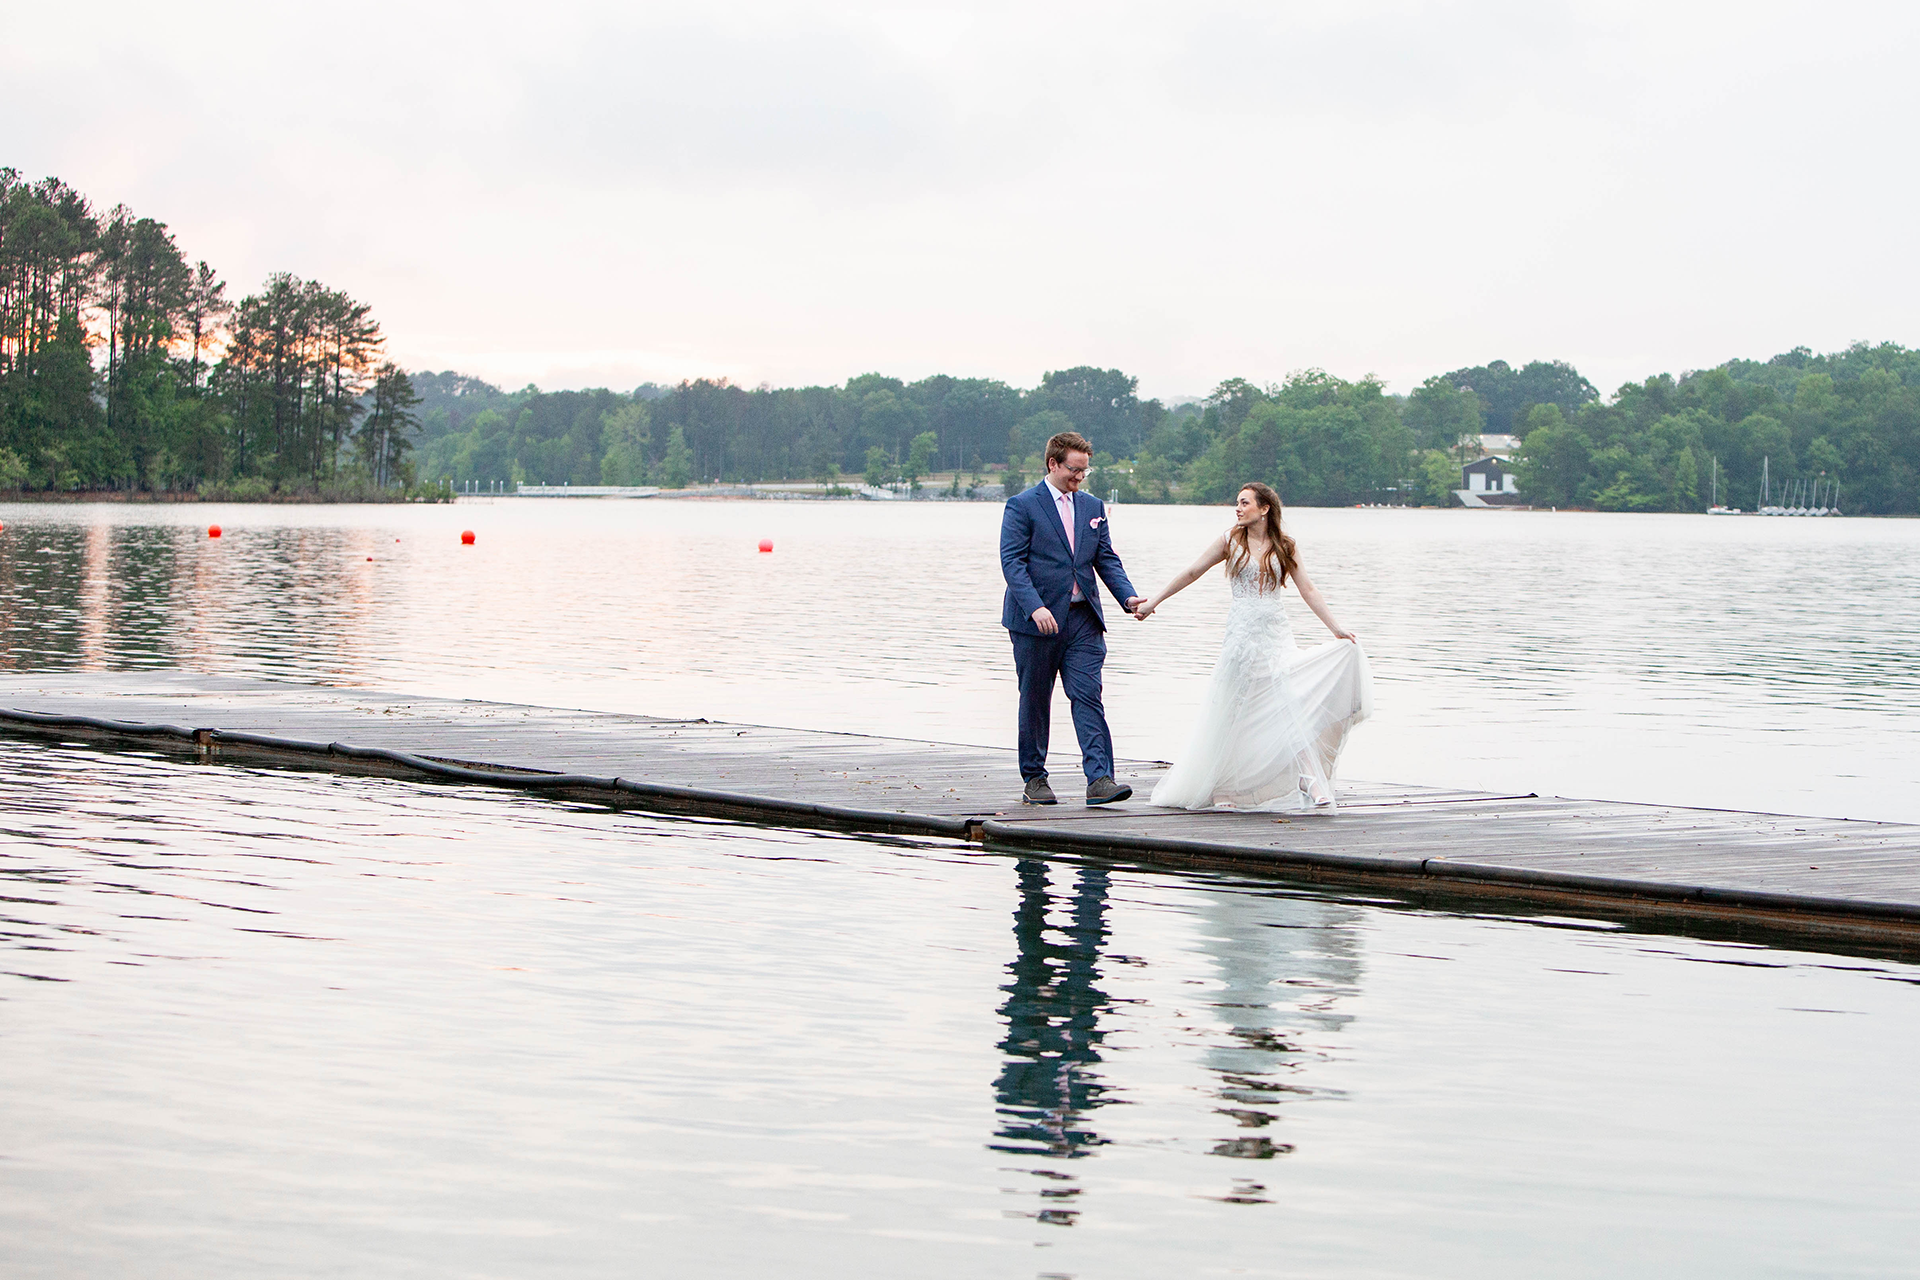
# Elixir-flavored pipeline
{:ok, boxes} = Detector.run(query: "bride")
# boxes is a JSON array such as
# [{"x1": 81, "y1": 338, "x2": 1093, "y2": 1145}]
[{"x1": 1132, "y1": 482, "x2": 1372, "y2": 811}]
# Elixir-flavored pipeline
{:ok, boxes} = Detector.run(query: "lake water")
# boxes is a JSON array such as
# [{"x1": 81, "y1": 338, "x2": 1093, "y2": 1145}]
[
  {"x1": 2, "y1": 500, "x2": 1917, "y2": 1276},
  {"x1": 3, "y1": 499, "x2": 1917, "y2": 820},
  {"x1": 4, "y1": 741, "x2": 1917, "y2": 1278}
]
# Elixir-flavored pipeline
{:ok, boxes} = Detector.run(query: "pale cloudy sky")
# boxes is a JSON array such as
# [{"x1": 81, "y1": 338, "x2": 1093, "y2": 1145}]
[{"x1": 12, "y1": 0, "x2": 1918, "y2": 399}]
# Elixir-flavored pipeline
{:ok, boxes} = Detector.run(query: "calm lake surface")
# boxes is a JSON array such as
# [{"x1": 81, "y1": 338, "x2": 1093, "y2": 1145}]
[
  {"x1": 2, "y1": 499, "x2": 1915, "y2": 821},
  {"x1": 2, "y1": 500, "x2": 1917, "y2": 1276}
]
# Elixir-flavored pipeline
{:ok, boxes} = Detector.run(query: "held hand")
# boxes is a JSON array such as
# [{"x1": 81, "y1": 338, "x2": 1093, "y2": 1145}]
[
  {"x1": 1032, "y1": 606, "x2": 1060, "y2": 636},
  {"x1": 1131, "y1": 598, "x2": 1156, "y2": 620}
]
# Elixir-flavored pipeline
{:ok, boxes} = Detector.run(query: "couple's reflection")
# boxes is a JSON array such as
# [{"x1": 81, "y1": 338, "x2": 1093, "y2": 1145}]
[
  {"x1": 991, "y1": 858, "x2": 1113, "y2": 1162},
  {"x1": 991, "y1": 856, "x2": 1363, "y2": 1216},
  {"x1": 1196, "y1": 878, "x2": 1362, "y2": 1190}
]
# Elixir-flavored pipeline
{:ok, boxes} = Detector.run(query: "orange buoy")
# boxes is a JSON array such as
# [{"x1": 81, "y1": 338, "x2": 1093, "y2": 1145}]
[
  {"x1": 208, "y1": 525, "x2": 222, "y2": 538},
  {"x1": 460, "y1": 530, "x2": 476, "y2": 545},
  {"x1": 758, "y1": 538, "x2": 773, "y2": 553}
]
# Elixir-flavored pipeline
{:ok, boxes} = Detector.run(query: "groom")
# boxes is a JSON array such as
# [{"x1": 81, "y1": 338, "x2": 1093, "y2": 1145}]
[{"x1": 1000, "y1": 430, "x2": 1145, "y2": 806}]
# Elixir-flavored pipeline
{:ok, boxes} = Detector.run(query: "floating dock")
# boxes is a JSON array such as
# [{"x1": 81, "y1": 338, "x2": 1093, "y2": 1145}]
[{"x1": 5, "y1": 672, "x2": 1918, "y2": 952}]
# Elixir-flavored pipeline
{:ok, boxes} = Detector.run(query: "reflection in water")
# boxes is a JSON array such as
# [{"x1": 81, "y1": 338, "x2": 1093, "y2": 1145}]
[
  {"x1": 993, "y1": 859, "x2": 1113, "y2": 1158},
  {"x1": 992, "y1": 859, "x2": 1113, "y2": 1225},
  {"x1": 0, "y1": 520, "x2": 376, "y2": 678},
  {"x1": 1193, "y1": 887, "x2": 1363, "y2": 1200},
  {"x1": 990, "y1": 862, "x2": 1367, "y2": 1216}
]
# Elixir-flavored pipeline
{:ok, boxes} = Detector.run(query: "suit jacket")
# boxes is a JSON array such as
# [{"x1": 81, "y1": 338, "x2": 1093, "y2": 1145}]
[{"x1": 1000, "y1": 481, "x2": 1139, "y2": 635}]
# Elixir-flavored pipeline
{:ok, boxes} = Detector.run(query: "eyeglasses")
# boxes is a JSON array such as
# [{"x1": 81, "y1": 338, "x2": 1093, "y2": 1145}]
[{"x1": 1057, "y1": 464, "x2": 1089, "y2": 476}]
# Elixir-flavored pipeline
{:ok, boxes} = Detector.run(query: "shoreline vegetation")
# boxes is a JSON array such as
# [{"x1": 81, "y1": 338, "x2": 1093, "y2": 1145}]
[
  {"x1": 0, "y1": 479, "x2": 453, "y2": 504},
  {"x1": 2, "y1": 169, "x2": 444, "y2": 505},
  {"x1": 5, "y1": 169, "x2": 1916, "y2": 513}
]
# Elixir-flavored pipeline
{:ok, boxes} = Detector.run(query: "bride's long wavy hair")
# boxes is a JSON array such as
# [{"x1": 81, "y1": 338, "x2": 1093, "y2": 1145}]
[{"x1": 1227, "y1": 482, "x2": 1298, "y2": 590}]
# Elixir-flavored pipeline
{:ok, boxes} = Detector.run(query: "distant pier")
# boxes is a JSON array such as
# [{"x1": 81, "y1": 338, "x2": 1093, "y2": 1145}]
[{"x1": 4, "y1": 673, "x2": 1917, "y2": 953}]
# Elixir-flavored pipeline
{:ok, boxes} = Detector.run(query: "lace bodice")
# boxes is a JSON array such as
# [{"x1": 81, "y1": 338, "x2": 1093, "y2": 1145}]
[
  {"x1": 1224, "y1": 561, "x2": 1294, "y2": 662},
  {"x1": 1228, "y1": 562, "x2": 1285, "y2": 601}
]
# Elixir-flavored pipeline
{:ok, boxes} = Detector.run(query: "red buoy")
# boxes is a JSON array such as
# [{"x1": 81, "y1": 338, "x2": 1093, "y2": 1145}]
[
  {"x1": 460, "y1": 530, "x2": 476, "y2": 545},
  {"x1": 366, "y1": 556, "x2": 374, "y2": 562},
  {"x1": 208, "y1": 525, "x2": 222, "y2": 538},
  {"x1": 758, "y1": 538, "x2": 773, "y2": 553}
]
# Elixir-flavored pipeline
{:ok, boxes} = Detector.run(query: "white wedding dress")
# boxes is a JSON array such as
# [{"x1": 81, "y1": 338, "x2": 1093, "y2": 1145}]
[{"x1": 1150, "y1": 563, "x2": 1373, "y2": 812}]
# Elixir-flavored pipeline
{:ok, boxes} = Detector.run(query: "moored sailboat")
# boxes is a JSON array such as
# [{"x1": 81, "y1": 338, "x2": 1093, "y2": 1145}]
[{"x1": 1754, "y1": 458, "x2": 1842, "y2": 516}]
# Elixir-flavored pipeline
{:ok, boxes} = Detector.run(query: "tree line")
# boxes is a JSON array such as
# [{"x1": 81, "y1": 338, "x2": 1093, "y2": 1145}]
[
  {"x1": 0, "y1": 169, "x2": 429, "y2": 498},
  {"x1": 416, "y1": 344, "x2": 1919, "y2": 515},
  {"x1": 7, "y1": 170, "x2": 1916, "y2": 513},
  {"x1": 413, "y1": 365, "x2": 1160, "y2": 495},
  {"x1": 1498, "y1": 345, "x2": 1920, "y2": 514}
]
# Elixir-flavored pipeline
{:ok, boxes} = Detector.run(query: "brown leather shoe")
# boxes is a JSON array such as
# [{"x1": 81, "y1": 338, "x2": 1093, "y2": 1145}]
[{"x1": 1022, "y1": 776, "x2": 1058, "y2": 806}]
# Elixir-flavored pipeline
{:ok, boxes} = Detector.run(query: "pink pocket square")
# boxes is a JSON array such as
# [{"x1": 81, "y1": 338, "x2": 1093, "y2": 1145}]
[{"x1": 1089, "y1": 517, "x2": 1104, "y2": 528}]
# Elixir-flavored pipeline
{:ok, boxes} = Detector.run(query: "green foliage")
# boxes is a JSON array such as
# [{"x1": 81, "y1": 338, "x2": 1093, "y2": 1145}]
[
  {"x1": 599, "y1": 401, "x2": 650, "y2": 485},
  {"x1": 1438, "y1": 359, "x2": 1599, "y2": 435},
  {"x1": 1671, "y1": 444, "x2": 1699, "y2": 510},
  {"x1": 0, "y1": 170, "x2": 430, "y2": 499},
  {"x1": 358, "y1": 363, "x2": 421, "y2": 488},
  {"x1": 1012, "y1": 409, "x2": 1072, "y2": 466},
  {"x1": 198, "y1": 475, "x2": 273, "y2": 502},
  {"x1": 346, "y1": 345, "x2": 1920, "y2": 510},
  {"x1": 1414, "y1": 450, "x2": 1459, "y2": 505},
  {"x1": 1590, "y1": 446, "x2": 1667, "y2": 511},
  {"x1": 905, "y1": 430, "x2": 938, "y2": 490},
  {"x1": 858, "y1": 388, "x2": 921, "y2": 464},
  {"x1": 1403, "y1": 376, "x2": 1484, "y2": 452},
  {"x1": 1111, "y1": 452, "x2": 1173, "y2": 503},
  {"x1": 215, "y1": 272, "x2": 382, "y2": 486},
  {"x1": 663, "y1": 426, "x2": 693, "y2": 490},
  {"x1": 1029, "y1": 367, "x2": 1144, "y2": 455},
  {"x1": 1513, "y1": 405, "x2": 1587, "y2": 507},
  {"x1": 1175, "y1": 371, "x2": 1409, "y2": 506},
  {"x1": 1493, "y1": 345, "x2": 1920, "y2": 512}
]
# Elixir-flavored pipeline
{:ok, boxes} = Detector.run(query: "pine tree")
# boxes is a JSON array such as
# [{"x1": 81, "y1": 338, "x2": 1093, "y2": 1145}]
[{"x1": 359, "y1": 363, "x2": 421, "y2": 487}]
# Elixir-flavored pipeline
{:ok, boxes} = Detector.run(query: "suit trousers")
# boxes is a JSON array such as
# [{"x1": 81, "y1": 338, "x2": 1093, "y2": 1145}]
[{"x1": 1010, "y1": 601, "x2": 1114, "y2": 783}]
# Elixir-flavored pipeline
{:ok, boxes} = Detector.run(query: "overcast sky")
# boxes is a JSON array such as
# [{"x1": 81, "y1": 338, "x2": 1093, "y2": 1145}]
[{"x1": 13, "y1": 0, "x2": 1918, "y2": 400}]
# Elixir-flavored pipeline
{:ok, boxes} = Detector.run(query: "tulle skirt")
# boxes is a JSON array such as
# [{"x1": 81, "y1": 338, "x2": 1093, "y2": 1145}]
[{"x1": 1150, "y1": 601, "x2": 1373, "y2": 812}]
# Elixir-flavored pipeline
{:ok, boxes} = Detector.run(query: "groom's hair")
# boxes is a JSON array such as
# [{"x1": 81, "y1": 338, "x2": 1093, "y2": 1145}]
[{"x1": 1045, "y1": 431, "x2": 1093, "y2": 467}]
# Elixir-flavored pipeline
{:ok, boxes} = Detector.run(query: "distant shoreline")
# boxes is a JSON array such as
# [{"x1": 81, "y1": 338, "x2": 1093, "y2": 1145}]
[
  {"x1": 1, "y1": 488, "x2": 1904, "y2": 515},
  {"x1": 0, "y1": 490, "x2": 447, "y2": 505}
]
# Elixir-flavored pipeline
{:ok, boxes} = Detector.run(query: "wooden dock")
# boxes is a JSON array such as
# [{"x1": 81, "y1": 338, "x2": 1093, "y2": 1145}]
[{"x1": 5, "y1": 672, "x2": 1919, "y2": 952}]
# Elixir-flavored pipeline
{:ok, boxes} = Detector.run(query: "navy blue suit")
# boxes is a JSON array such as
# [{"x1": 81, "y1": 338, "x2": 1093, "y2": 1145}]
[{"x1": 1000, "y1": 481, "x2": 1140, "y2": 783}]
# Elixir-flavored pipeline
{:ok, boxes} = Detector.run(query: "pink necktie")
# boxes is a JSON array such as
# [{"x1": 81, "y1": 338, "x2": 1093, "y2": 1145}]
[{"x1": 1060, "y1": 493, "x2": 1081, "y2": 601}]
